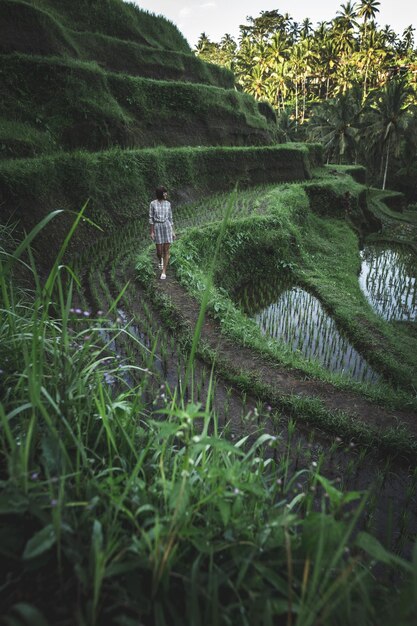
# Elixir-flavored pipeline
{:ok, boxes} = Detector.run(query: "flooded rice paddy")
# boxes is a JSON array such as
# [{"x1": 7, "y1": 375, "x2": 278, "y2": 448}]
[
  {"x1": 238, "y1": 282, "x2": 379, "y2": 383},
  {"x1": 359, "y1": 244, "x2": 417, "y2": 321}
]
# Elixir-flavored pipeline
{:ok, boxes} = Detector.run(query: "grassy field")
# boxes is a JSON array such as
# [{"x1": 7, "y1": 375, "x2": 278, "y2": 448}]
[
  {"x1": 0, "y1": 143, "x2": 317, "y2": 269},
  {"x1": 1, "y1": 208, "x2": 417, "y2": 625}
]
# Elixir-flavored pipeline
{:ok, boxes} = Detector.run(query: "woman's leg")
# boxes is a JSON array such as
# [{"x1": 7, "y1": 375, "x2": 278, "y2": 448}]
[
  {"x1": 156, "y1": 243, "x2": 163, "y2": 266},
  {"x1": 162, "y1": 243, "x2": 170, "y2": 273}
]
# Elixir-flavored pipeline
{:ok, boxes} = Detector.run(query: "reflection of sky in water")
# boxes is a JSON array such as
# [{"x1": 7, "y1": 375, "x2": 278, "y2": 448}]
[
  {"x1": 251, "y1": 287, "x2": 378, "y2": 383},
  {"x1": 359, "y1": 246, "x2": 417, "y2": 321}
]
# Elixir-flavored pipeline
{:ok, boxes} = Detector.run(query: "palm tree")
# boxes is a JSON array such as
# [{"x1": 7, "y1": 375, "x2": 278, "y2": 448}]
[
  {"x1": 244, "y1": 65, "x2": 268, "y2": 100},
  {"x1": 195, "y1": 32, "x2": 211, "y2": 55},
  {"x1": 300, "y1": 18, "x2": 313, "y2": 38},
  {"x1": 357, "y1": 0, "x2": 380, "y2": 42},
  {"x1": 219, "y1": 34, "x2": 237, "y2": 70},
  {"x1": 357, "y1": 0, "x2": 380, "y2": 23},
  {"x1": 401, "y1": 25, "x2": 415, "y2": 53},
  {"x1": 380, "y1": 25, "x2": 398, "y2": 48},
  {"x1": 358, "y1": 24, "x2": 386, "y2": 100},
  {"x1": 365, "y1": 78, "x2": 412, "y2": 188},
  {"x1": 266, "y1": 32, "x2": 290, "y2": 110},
  {"x1": 319, "y1": 38, "x2": 338, "y2": 99},
  {"x1": 335, "y1": 2, "x2": 358, "y2": 31},
  {"x1": 276, "y1": 108, "x2": 297, "y2": 142},
  {"x1": 307, "y1": 92, "x2": 360, "y2": 163}
]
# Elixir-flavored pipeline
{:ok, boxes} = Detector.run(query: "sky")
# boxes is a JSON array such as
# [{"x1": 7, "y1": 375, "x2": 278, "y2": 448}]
[{"x1": 129, "y1": 0, "x2": 417, "y2": 48}]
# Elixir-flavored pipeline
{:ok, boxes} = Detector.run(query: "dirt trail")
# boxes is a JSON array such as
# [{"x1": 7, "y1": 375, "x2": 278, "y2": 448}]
[{"x1": 156, "y1": 268, "x2": 417, "y2": 438}]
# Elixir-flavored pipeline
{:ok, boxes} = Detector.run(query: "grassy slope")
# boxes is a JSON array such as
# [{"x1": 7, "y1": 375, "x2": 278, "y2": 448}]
[
  {"x1": 29, "y1": 0, "x2": 191, "y2": 52},
  {"x1": 0, "y1": 0, "x2": 234, "y2": 87},
  {"x1": 0, "y1": 53, "x2": 274, "y2": 157},
  {"x1": 0, "y1": 144, "x2": 317, "y2": 267},
  {"x1": 163, "y1": 176, "x2": 417, "y2": 399}
]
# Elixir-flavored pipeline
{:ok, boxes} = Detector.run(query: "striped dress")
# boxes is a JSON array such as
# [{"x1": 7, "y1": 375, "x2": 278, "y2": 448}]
[{"x1": 149, "y1": 199, "x2": 174, "y2": 244}]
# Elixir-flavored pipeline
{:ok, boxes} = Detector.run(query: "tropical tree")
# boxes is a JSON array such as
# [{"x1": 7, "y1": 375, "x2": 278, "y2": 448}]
[
  {"x1": 300, "y1": 18, "x2": 313, "y2": 38},
  {"x1": 266, "y1": 32, "x2": 290, "y2": 110},
  {"x1": 357, "y1": 0, "x2": 380, "y2": 42},
  {"x1": 365, "y1": 78, "x2": 412, "y2": 188},
  {"x1": 194, "y1": 0, "x2": 417, "y2": 181},
  {"x1": 195, "y1": 32, "x2": 211, "y2": 55},
  {"x1": 401, "y1": 25, "x2": 415, "y2": 53},
  {"x1": 307, "y1": 91, "x2": 360, "y2": 163},
  {"x1": 219, "y1": 34, "x2": 237, "y2": 70},
  {"x1": 276, "y1": 108, "x2": 298, "y2": 142}
]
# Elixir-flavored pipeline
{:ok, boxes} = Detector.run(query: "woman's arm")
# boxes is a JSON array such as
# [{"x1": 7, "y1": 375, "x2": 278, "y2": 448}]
[
  {"x1": 149, "y1": 202, "x2": 155, "y2": 239},
  {"x1": 169, "y1": 205, "x2": 176, "y2": 238}
]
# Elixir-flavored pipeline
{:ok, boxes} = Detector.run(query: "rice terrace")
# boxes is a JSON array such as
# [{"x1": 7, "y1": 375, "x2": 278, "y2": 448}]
[{"x1": 1, "y1": 0, "x2": 417, "y2": 624}]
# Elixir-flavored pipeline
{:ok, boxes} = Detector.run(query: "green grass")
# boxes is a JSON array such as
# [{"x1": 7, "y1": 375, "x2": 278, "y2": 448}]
[
  {"x1": 0, "y1": 143, "x2": 318, "y2": 269},
  {"x1": 0, "y1": 52, "x2": 275, "y2": 156},
  {"x1": 28, "y1": 0, "x2": 191, "y2": 53},
  {"x1": 138, "y1": 177, "x2": 417, "y2": 404},
  {"x1": 1, "y1": 0, "x2": 234, "y2": 88},
  {"x1": 71, "y1": 30, "x2": 234, "y2": 87},
  {"x1": 1, "y1": 215, "x2": 417, "y2": 625}
]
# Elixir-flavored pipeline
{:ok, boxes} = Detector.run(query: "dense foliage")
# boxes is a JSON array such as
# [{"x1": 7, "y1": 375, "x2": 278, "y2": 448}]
[
  {"x1": 1, "y1": 211, "x2": 417, "y2": 625},
  {"x1": 196, "y1": 1, "x2": 417, "y2": 194}
]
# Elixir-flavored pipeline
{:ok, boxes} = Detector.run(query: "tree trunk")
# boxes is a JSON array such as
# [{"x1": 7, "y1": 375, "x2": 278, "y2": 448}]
[
  {"x1": 363, "y1": 61, "x2": 368, "y2": 103},
  {"x1": 295, "y1": 81, "x2": 298, "y2": 127},
  {"x1": 382, "y1": 134, "x2": 391, "y2": 190},
  {"x1": 302, "y1": 76, "x2": 306, "y2": 123}
]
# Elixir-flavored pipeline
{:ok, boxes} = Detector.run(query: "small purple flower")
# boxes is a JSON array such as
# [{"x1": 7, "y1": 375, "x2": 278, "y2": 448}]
[
  {"x1": 69, "y1": 308, "x2": 75, "y2": 314},
  {"x1": 83, "y1": 311, "x2": 90, "y2": 318},
  {"x1": 51, "y1": 499, "x2": 58, "y2": 508},
  {"x1": 266, "y1": 405, "x2": 272, "y2": 412},
  {"x1": 75, "y1": 308, "x2": 82, "y2": 315},
  {"x1": 97, "y1": 310, "x2": 104, "y2": 317},
  {"x1": 30, "y1": 472, "x2": 39, "y2": 481}
]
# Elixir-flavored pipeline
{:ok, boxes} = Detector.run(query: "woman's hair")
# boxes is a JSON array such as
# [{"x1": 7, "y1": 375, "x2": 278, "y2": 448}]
[{"x1": 155, "y1": 186, "x2": 167, "y2": 200}]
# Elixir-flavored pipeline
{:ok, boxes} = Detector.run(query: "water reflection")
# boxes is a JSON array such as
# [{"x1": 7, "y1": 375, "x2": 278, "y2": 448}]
[
  {"x1": 359, "y1": 245, "x2": 417, "y2": 321},
  {"x1": 239, "y1": 284, "x2": 379, "y2": 383}
]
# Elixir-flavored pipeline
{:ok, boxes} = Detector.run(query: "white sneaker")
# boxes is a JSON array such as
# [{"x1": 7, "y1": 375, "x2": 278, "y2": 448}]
[{"x1": 160, "y1": 273, "x2": 166, "y2": 280}]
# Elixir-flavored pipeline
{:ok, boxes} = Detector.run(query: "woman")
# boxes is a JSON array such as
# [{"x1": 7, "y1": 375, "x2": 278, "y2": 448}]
[{"x1": 149, "y1": 186, "x2": 175, "y2": 280}]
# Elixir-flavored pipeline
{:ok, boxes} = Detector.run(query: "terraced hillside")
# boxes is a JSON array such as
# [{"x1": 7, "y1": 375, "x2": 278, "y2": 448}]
[
  {"x1": 1, "y1": 2, "x2": 417, "y2": 623},
  {"x1": 1, "y1": 0, "x2": 416, "y2": 528},
  {"x1": 0, "y1": 0, "x2": 323, "y2": 263}
]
